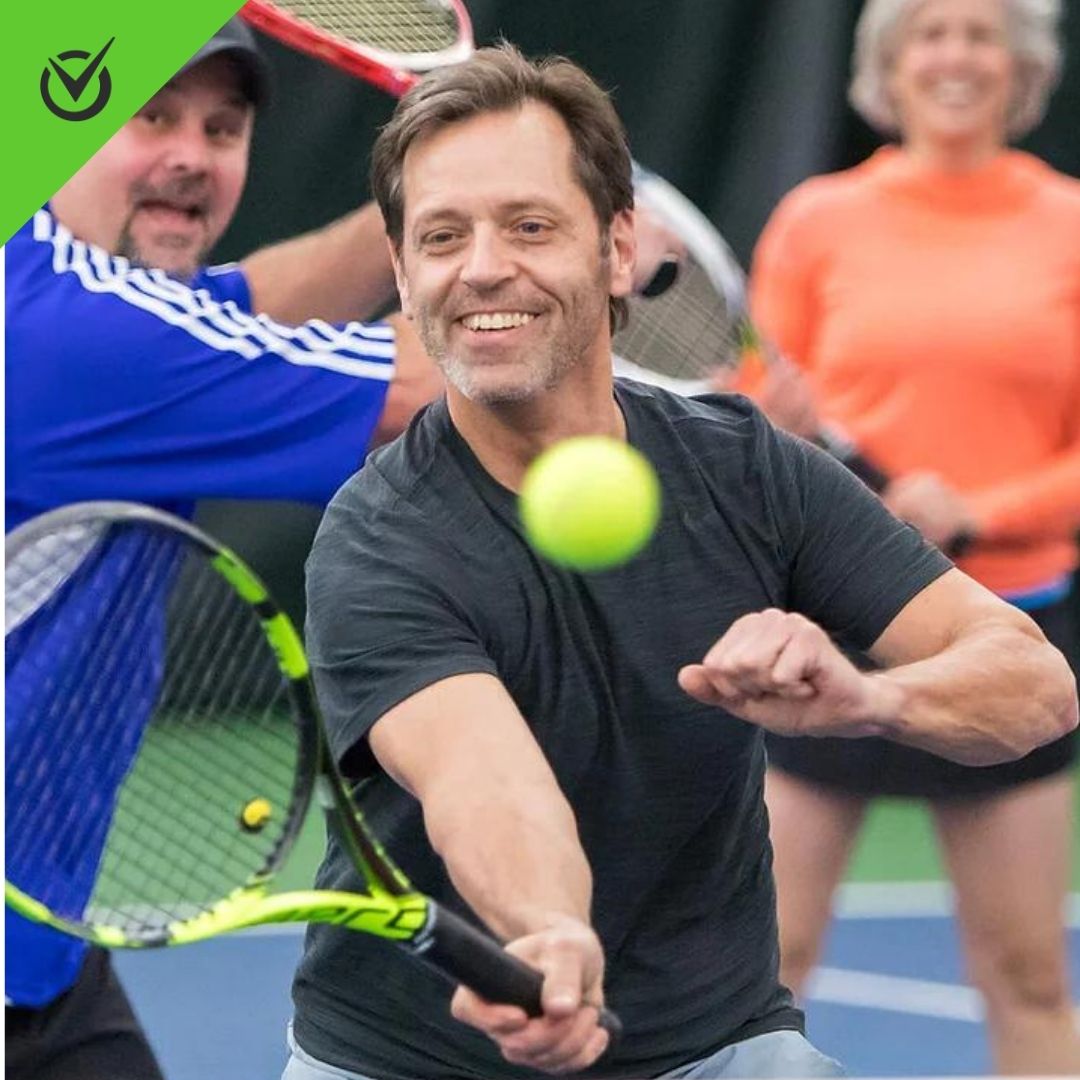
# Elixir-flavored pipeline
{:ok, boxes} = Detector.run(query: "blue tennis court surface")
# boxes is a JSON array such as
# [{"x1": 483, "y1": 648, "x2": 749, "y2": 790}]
[{"x1": 118, "y1": 888, "x2": 1080, "y2": 1078}]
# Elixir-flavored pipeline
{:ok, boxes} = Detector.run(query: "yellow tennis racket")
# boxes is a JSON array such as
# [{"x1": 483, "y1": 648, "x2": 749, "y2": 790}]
[{"x1": 4, "y1": 501, "x2": 621, "y2": 1036}]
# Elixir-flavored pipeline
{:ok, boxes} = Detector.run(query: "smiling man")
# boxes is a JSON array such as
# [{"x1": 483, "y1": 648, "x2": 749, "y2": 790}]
[
  {"x1": 286, "y1": 43, "x2": 1076, "y2": 1080},
  {"x1": 393, "y1": 99, "x2": 626, "y2": 414}
]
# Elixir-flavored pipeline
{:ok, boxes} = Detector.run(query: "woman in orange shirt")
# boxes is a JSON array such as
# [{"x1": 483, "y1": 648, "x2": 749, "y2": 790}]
[{"x1": 750, "y1": 0, "x2": 1080, "y2": 1072}]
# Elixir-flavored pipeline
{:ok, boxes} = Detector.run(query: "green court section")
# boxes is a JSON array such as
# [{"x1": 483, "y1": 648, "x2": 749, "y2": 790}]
[
  {"x1": 847, "y1": 775, "x2": 1080, "y2": 888},
  {"x1": 846, "y1": 799, "x2": 945, "y2": 883},
  {"x1": 93, "y1": 714, "x2": 301, "y2": 920},
  {"x1": 278, "y1": 773, "x2": 1080, "y2": 893}
]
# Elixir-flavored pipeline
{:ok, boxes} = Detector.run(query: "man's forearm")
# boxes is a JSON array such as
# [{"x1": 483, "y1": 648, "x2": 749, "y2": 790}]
[
  {"x1": 872, "y1": 620, "x2": 1078, "y2": 766},
  {"x1": 423, "y1": 777, "x2": 593, "y2": 943},
  {"x1": 241, "y1": 203, "x2": 397, "y2": 323},
  {"x1": 370, "y1": 674, "x2": 597, "y2": 945}
]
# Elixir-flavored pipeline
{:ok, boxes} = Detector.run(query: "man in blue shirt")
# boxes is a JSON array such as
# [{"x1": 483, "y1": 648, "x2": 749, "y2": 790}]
[{"x1": 5, "y1": 17, "x2": 440, "y2": 1080}]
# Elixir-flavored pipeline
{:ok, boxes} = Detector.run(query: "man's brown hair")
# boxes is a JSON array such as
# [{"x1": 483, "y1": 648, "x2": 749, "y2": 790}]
[{"x1": 371, "y1": 43, "x2": 634, "y2": 329}]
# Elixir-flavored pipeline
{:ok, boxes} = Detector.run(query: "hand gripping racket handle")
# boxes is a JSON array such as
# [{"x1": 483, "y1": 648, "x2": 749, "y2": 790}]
[{"x1": 421, "y1": 902, "x2": 624, "y2": 1041}]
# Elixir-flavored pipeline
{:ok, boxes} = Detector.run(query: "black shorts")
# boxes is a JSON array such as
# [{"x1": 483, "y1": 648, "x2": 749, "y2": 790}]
[
  {"x1": 6, "y1": 947, "x2": 164, "y2": 1080},
  {"x1": 766, "y1": 592, "x2": 1079, "y2": 799}
]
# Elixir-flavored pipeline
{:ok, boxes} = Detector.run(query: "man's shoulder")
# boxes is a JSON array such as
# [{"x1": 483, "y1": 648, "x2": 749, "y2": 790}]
[
  {"x1": 307, "y1": 400, "x2": 508, "y2": 616},
  {"x1": 9, "y1": 210, "x2": 44, "y2": 247},
  {"x1": 321, "y1": 401, "x2": 456, "y2": 528},
  {"x1": 7, "y1": 209, "x2": 60, "y2": 283}
]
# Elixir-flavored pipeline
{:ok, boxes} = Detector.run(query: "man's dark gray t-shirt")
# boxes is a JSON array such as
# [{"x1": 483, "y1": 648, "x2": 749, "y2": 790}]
[{"x1": 294, "y1": 381, "x2": 950, "y2": 1080}]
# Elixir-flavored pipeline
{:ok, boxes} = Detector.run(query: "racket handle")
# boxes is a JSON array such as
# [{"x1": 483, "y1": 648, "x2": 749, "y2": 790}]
[{"x1": 420, "y1": 903, "x2": 623, "y2": 1042}]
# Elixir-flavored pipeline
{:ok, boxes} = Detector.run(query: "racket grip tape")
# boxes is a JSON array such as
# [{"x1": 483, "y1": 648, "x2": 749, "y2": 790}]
[{"x1": 420, "y1": 903, "x2": 623, "y2": 1042}]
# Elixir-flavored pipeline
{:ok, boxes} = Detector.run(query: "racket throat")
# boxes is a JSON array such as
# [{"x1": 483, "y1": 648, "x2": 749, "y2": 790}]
[{"x1": 316, "y1": 775, "x2": 409, "y2": 895}]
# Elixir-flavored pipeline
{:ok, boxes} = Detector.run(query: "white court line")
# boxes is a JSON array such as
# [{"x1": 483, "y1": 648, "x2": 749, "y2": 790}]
[
  {"x1": 834, "y1": 882, "x2": 1080, "y2": 928},
  {"x1": 808, "y1": 966, "x2": 1080, "y2": 1026},
  {"x1": 810, "y1": 885, "x2": 1080, "y2": 1023},
  {"x1": 807, "y1": 967, "x2": 984, "y2": 1022}
]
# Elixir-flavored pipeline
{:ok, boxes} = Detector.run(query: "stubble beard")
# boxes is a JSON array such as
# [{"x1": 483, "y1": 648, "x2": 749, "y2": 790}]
[
  {"x1": 116, "y1": 219, "x2": 210, "y2": 281},
  {"x1": 413, "y1": 262, "x2": 612, "y2": 407},
  {"x1": 418, "y1": 318, "x2": 578, "y2": 406},
  {"x1": 117, "y1": 175, "x2": 215, "y2": 280}
]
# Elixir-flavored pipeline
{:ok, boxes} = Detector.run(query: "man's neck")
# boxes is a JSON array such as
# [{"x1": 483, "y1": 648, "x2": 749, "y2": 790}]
[{"x1": 447, "y1": 361, "x2": 626, "y2": 493}]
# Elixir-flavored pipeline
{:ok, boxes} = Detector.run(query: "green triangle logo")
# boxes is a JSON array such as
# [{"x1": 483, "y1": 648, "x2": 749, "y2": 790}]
[{"x1": 2, "y1": 4, "x2": 245, "y2": 245}]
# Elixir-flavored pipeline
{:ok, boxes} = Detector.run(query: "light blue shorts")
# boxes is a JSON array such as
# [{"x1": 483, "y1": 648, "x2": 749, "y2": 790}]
[{"x1": 282, "y1": 1023, "x2": 844, "y2": 1079}]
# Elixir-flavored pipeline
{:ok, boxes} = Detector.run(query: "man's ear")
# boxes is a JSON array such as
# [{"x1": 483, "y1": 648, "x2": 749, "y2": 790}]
[
  {"x1": 389, "y1": 238, "x2": 413, "y2": 318},
  {"x1": 607, "y1": 208, "x2": 636, "y2": 300}
]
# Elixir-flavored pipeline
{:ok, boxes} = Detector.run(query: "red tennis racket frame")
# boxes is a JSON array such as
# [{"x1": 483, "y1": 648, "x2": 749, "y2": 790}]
[{"x1": 240, "y1": 0, "x2": 473, "y2": 97}]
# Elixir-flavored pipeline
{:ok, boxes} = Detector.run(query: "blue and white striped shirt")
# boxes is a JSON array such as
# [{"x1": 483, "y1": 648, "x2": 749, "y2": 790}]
[{"x1": 7, "y1": 207, "x2": 396, "y2": 530}]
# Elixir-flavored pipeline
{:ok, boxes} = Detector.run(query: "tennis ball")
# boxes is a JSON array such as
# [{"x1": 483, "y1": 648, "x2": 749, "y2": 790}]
[
  {"x1": 239, "y1": 797, "x2": 273, "y2": 833},
  {"x1": 519, "y1": 436, "x2": 661, "y2": 571}
]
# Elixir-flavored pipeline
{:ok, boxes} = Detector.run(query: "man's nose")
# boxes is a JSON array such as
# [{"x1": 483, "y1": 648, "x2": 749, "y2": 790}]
[
  {"x1": 160, "y1": 121, "x2": 213, "y2": 174},
  {"x1": 460, "y1": 227, "x2": 515, "y2": 289}
]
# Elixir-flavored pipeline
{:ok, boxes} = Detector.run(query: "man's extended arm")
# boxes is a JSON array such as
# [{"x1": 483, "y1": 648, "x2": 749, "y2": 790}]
[
  {"x1": 679, "y1": 569, "x2": 1077, "y2": 766},
  {"x1": 242, "y1": 202, "x2": 397, "y2": 323},
  {"x1": 368, "y1": 671, "x2": 610, "y2": 1073},
  {"x1": 864, "y1": 570, "x2": 1077, "y2": 763}
]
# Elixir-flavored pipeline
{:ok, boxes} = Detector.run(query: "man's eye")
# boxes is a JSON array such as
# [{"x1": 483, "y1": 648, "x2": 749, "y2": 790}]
[
  {"x1": 516, "y1": 220, "x2": 549, "y2": 237},
  {"x1": 207, "y1": 123, "x2": 242, "y2": 142}
]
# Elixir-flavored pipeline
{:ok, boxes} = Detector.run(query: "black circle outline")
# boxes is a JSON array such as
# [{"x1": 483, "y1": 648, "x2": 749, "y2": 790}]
[{"x1": 41, "y1": 49, "x2": 113, "y2": 122}]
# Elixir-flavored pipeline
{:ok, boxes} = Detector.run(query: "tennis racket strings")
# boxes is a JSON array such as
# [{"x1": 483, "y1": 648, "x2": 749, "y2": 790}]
[
  {"x1": 252, "y1": 0, "x2": 463, "y2": 56},
  {"x1": 5, "y1": 509, "x2": 307, "y2": 942},
  {"x1": 614, "y1": 166, "x2": 755, "y2": 393}
]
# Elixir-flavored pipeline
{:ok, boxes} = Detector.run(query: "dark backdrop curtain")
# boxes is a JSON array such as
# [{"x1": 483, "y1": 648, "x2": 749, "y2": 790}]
[{"x1": 202, "y1": 0, "x2": 1080, "y2": 628}]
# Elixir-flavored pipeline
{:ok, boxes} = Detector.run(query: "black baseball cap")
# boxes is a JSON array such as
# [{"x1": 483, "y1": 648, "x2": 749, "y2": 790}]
[{"x1": 179, "y1": 17, "x2": 271, "y2": 106}]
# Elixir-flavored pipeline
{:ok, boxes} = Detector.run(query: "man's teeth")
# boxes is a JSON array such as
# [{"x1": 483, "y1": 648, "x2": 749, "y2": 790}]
[{"x1": 462, "y1": 312, "x2": 535, "y2": 331}]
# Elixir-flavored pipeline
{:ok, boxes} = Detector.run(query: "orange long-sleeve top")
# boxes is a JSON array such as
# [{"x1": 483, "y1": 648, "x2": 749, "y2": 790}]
[{"x1": 750, "y1": 147, "x2": 1080, "y2": 594}]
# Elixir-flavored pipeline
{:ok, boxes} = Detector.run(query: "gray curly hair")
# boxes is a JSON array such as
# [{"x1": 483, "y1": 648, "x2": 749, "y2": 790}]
[{"x1": 849, "y1": 0, "x2": 1063, "y2": 139}]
